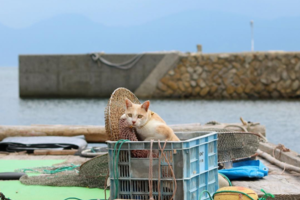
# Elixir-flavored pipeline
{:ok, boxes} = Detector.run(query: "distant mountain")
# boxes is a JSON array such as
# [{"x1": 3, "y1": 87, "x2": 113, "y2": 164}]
[{"x1": 0, "y1": 11, "x2": 300, "y2": 66}]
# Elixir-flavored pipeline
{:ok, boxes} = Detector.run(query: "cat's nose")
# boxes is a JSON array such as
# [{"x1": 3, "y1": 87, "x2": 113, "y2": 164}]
[{"x1": 132, "y1": 121, "x2": 136, "y2": 125}]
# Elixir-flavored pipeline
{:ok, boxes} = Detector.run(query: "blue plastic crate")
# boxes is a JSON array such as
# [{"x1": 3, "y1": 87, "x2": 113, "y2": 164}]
[{"x1": 107, "y1": 131, "x2": 218, "y2": 200}]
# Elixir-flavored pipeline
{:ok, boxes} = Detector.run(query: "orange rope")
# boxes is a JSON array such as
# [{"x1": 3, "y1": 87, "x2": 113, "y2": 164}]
[
  {"x1": 272, "y1": 144, "x2": 290, "y2": 174},
  {"x1": 158, "y1": 141, "x2": 177, "y2": 200},
  {"x1": 157, "y1": 140, "x2": 167, "y2": 200},
  {"x1": 149, "y1": 140, "x2": 154, "y2": 200},
  {"x1": 272, "y1": 144, "x2": 290, "y2": 159},
  {"x1": 149, "y1": 140, "x2": 177, "y2": 200}
]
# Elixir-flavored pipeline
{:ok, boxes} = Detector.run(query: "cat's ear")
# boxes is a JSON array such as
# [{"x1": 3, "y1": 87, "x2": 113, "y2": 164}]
[
  {"x1": 141, "y1": 100, "x2": 150, "y2": 111},
  {"x1": 125, "y1": 98, "x2": 133, "y2": 109}
]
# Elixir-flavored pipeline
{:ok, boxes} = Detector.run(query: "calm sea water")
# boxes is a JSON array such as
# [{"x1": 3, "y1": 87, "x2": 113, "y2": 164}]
[{"x1": 1, "y1": 67, "x2": 300, "y2": 153}]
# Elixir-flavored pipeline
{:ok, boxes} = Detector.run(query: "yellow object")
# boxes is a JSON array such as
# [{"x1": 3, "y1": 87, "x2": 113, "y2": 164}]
[{"x1": 214, "y1": 186, "x2": 258, "y2": 200}]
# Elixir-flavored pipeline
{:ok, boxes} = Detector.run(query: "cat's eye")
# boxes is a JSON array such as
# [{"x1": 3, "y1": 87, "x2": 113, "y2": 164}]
[
  {"x1": 128, "y1": 114, "x2": 132, "y2": 117},
  {"x1": 138, "y1": 115, "x2": 143, "y2": 118}
]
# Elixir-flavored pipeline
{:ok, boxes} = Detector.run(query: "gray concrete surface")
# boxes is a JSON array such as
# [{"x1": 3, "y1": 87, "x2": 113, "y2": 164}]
[
  {"x1": 134, "y1": 52, "x2": 180, "y2": 98},
  {"x1": 19, "y1": 53, "x2": 171, "y2": 98}
]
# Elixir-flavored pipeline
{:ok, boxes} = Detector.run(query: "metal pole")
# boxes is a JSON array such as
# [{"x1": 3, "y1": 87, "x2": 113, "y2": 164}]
[{"x1": 250, "y1": 20, "x2": 254, "y2": 51}]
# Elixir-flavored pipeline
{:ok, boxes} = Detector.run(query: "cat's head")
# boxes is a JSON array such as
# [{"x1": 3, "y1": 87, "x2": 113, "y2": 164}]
[{"x1": 124, "y1": 98, "x2": 150, "y2": 128}]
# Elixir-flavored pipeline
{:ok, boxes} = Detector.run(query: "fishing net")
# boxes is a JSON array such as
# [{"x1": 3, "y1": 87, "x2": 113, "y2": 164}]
[
  {"x1": 81, "y1": 146, "x2": 108, "y2": 157},
  {"x1": 16, "y1": 88, "x2": 262, "y2": 189},
  {"x1": 16, "y1": 153, "x2": 109, "y2": 188},
  {"x1": 118, "y1": 118, "x2": 139, "y2": 141},
  {"x1": 216, "y1": 131, "x2": 260, "y2": 163},
  {"x1": 15, "y1": 164, "x2": 81, "y2": 174},
  {"x1": 17, "y1": 88, "x2": 142, "y2": 188},
  {"x1": 191, "y1": 128, "x2": 261, "y2": 163},
  {"x1": 119, "y1": 118, "x2": 159, "y2": 158}
]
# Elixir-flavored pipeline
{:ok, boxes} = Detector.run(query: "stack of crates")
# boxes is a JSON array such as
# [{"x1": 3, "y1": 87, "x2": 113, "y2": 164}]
[{"x1": 107, "y1": 131, "x2": 218, "y2": 200}]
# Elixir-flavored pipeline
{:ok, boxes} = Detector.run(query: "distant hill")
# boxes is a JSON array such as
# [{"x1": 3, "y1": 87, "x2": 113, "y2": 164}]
[{"x1": 0, "y1": 10, "x2": 300, "y2": 66}]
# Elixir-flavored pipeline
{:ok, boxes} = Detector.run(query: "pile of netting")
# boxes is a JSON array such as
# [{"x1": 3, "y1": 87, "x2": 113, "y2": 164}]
[
  {"x1": 217, "y1": 131, "x2": 261, "y2": 163},
  {"x1": 193, "y1": 128, "x2": 262, "y2": 163},
  {"x1": 16, "y1": 88, "x2": 154, "y2": 188},
  {"x1": 119, "y1": 117, "x2": 159, "y2": 158},
  {"x1": 15, "y1": 154, "x2": 109, "y2": 188}
]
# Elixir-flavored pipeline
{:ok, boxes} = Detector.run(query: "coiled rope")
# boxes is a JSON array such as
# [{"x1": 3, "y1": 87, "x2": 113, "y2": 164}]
[
  {"x1": 158, "y1": 140, "x2": 177, "y2": 200},
  {"x1": 149, "y1": 140, "x2": 177, "y2": 200},
  {"x1": 91, "y1": 53, "x2": 144, "y2": 70},
  {"x1": 19, "y1": 164, "x2": 80, "y2": 174},
  {"x1": 43, "y1": 164, "x2": 80, "y2": 174}
]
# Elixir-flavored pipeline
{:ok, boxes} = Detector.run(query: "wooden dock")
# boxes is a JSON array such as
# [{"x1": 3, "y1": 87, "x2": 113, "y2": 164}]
[
  {"x1": 233, "y1": 156, "x2": 300, "y2": 200},
  {"x1": 0, "y1": 151, "x2": 299, "y2": 200}
]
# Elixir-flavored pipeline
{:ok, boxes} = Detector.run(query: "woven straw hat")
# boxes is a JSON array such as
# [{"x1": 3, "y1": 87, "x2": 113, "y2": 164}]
[{"x1": 105, "y1": 87, "x2": 140, "y2": 141}]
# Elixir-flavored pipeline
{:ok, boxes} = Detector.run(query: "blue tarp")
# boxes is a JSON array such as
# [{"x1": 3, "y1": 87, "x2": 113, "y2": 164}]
[{"x1": 219, "y1": 160, "x2": 268, "y2": 180}]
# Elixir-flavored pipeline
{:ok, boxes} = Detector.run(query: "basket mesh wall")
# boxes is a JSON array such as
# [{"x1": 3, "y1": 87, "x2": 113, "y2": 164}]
[{"x1": 105, "y1": 87, "x2": 140, "y2": 141}]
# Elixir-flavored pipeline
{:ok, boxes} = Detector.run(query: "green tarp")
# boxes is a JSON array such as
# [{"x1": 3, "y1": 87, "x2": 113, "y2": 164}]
[{"x1": 0, "y1": 160, "x2": 109, "y2": 200}]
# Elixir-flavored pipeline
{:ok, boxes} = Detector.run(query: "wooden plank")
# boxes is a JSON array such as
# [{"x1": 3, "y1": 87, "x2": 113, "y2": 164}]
[
  {"x1": 0, "y1": 122, "x2": 266, "y2": 142},
  {"x1": 0, "y1": 125, "x2": 108, "y2": 142},
  {"x1": 1, "y1": 151, "x2": 298, "y2": 199},
  {"x1": 257, "y1": 149, "x2": 300, "y2": 173},
  {"x1": 33, "y1": 150, "x2": 78, "y2": 155},
  {"x1": 232, "y1": 157, "x2": 300, "y2": 200},
  {"x1": 259, "y1": 142, "x2": 300, "y2": 167}
]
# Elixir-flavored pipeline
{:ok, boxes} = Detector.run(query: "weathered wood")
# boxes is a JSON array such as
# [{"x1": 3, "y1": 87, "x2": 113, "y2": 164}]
[
  {"x1": 0, "y1": 150, "x2": 299, "y2": 199},
  {"x1": 259, "y1": 142, "x2": 300, "y2": 167},
  {"x1": 257, "y1": 149, "x2": 300, "y2": 173},
  {"x1": 233, "y1": 155, "x2": 300, "y2": 200},
  {"x1": 232, "y1": 157, "x2": 300, "y2": 200},
  {"x1": 0, "y1": 122, "x2": 265, "y2": 142},
  {"x1": 33, "y1": 149, "x2": 78, "y2": 155},
  {"x1": 0, "y1": 125, "x2": 108, "y2": 142},
  {"x1": 171, "y1": 122, "x2": 265, "y2": 136}
]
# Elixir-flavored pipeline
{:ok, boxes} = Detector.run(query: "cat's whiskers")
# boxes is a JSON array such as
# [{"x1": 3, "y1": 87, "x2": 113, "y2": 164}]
[{"x1": 124, "y1": 98, "x2": 180, "y2": 141}]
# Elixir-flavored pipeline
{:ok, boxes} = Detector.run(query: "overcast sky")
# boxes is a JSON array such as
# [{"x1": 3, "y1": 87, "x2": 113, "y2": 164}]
[
  {"x1": 1, "y1": 0, "x2": 300, "y2": 29},
  {"x1": 1, "y1": 0, "x2": 300, "y2": 66}
]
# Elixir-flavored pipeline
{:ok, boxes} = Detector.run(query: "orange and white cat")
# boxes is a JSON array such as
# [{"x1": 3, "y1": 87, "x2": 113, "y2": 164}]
[{"x1": 121, "y1": 98, "x2": 180, "y2": 141}]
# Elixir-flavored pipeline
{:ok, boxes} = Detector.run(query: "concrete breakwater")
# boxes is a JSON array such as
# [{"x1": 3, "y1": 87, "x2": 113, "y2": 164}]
[
  {"x1": 19, "y1": 53, "x2": 171, "y2": 98},
  {"x1": 19, "y1": 52, "x2": 300, "y2": 99}
]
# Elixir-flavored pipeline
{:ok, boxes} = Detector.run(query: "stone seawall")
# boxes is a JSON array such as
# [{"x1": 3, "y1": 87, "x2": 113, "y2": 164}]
[{"x1": 153, "y1": 52, "x2": 300, "y2": 99}]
